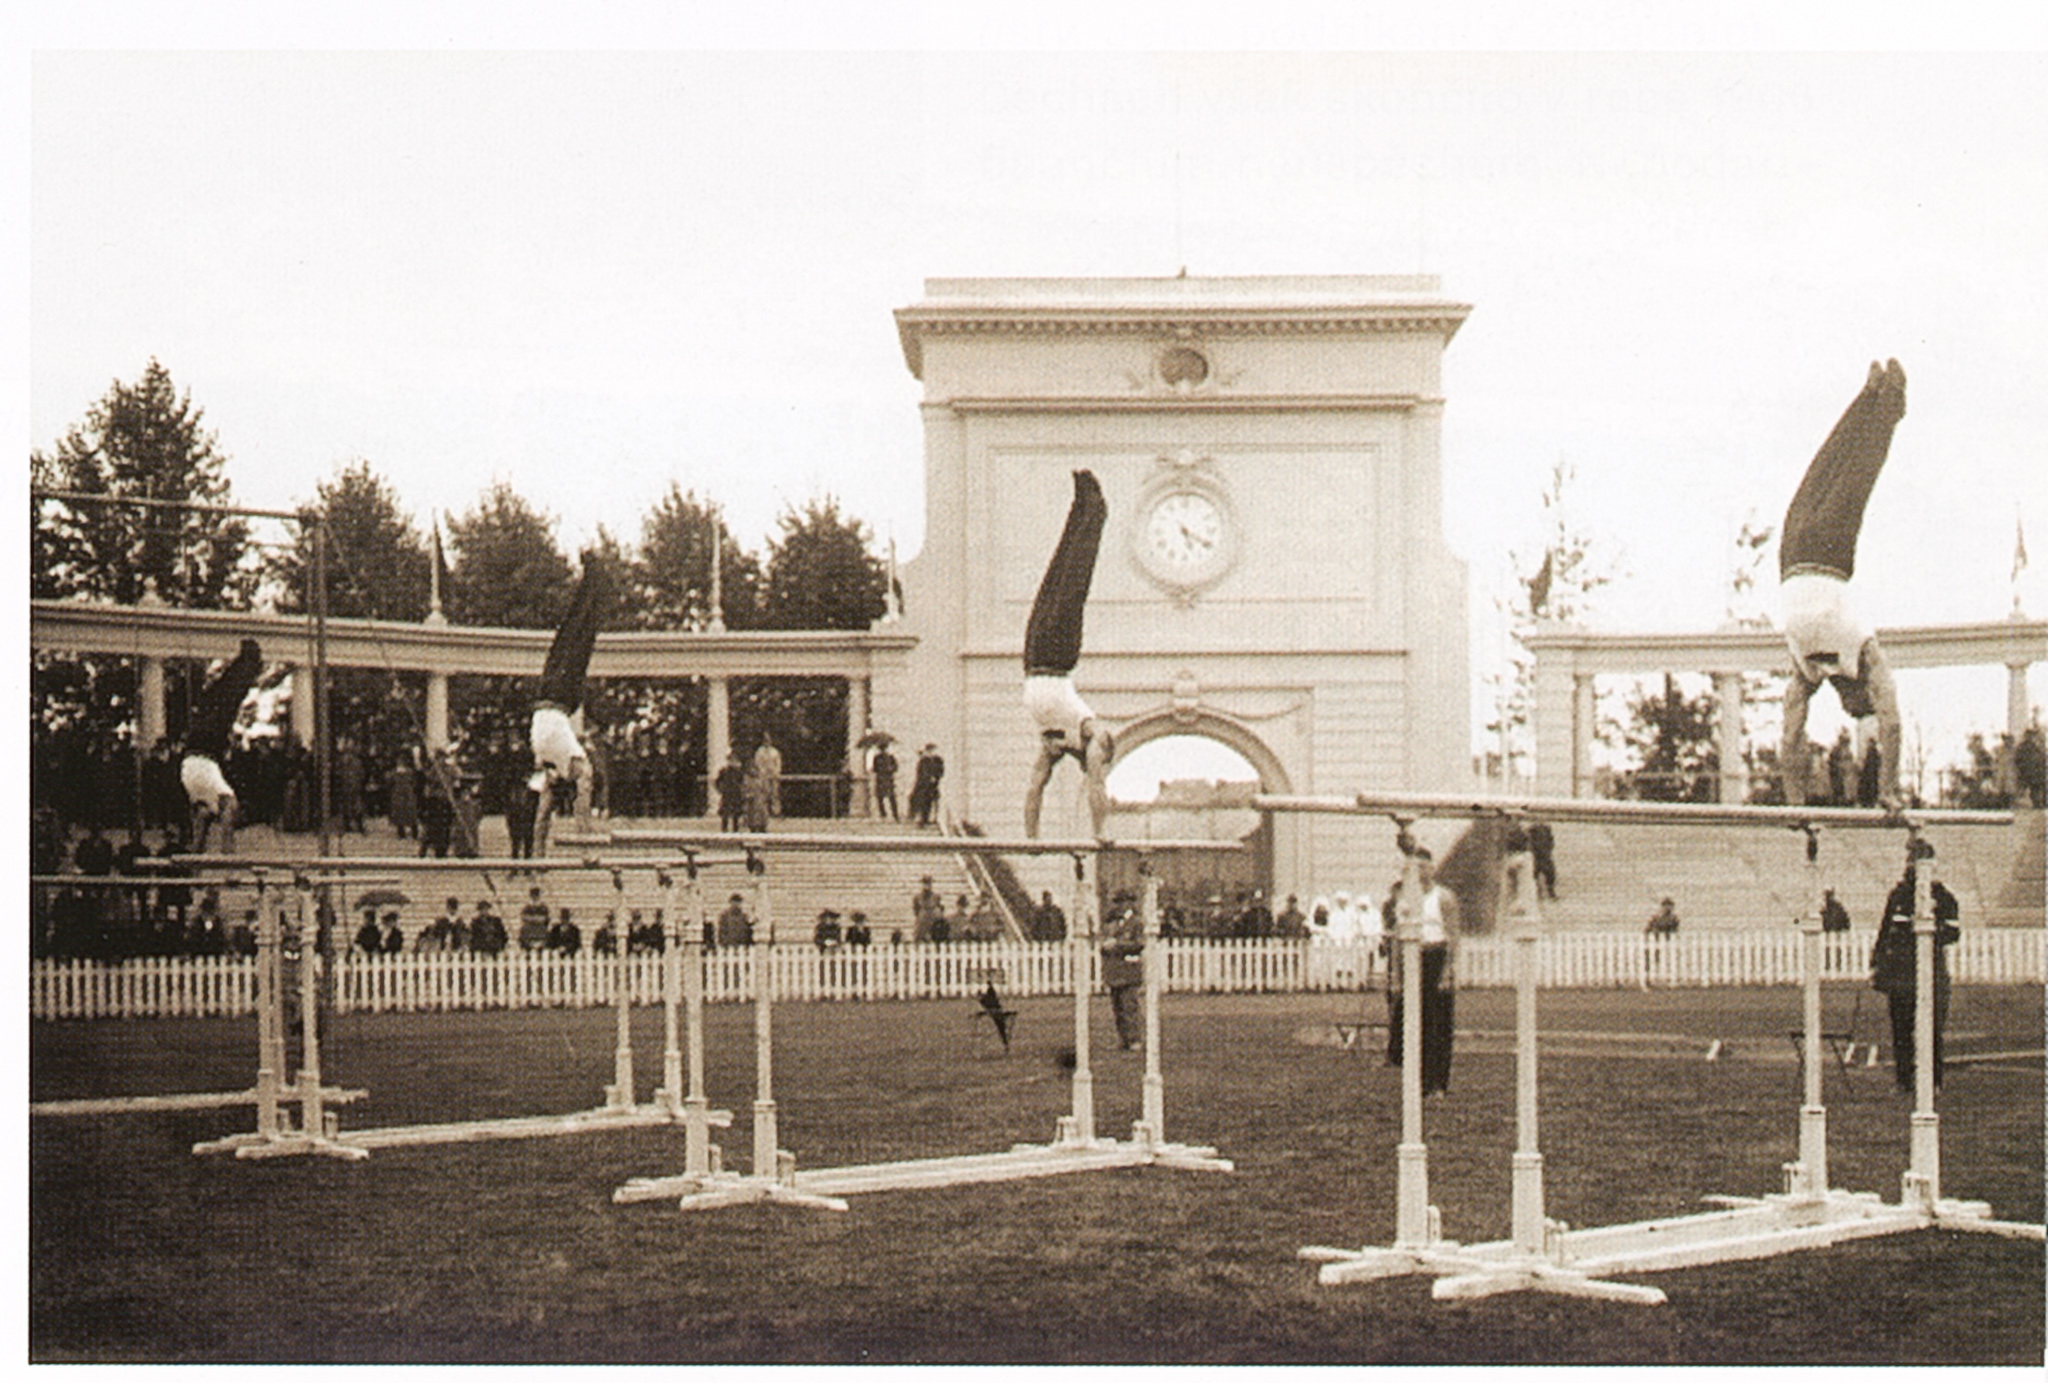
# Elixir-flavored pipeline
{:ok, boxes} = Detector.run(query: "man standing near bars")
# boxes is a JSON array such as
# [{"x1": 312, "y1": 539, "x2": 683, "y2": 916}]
[{"x1": 1778, "y1": 360, "x2": 1908, "y2": 810}]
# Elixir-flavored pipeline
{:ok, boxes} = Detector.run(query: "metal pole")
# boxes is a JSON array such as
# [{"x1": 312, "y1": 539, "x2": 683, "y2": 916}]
[
  {"x1": 1507, "y1": 838, "x2": 1547, "y2": 1257},
  {"x1": 678, "y1": 863, "x2": 712, "y2": 1175},
  {"x1": 1906, "y1": 833, "x2": 1941, "y2": 1209},
  {"x1": 253, "y1": 878, "x2": 282, "y2": 1140},
  {"x1": 1067, "y1": 850, "x2": 1095, "y2": 1145},
  {"x1": 1795, "y1": 827, "x2": 1829, "y2": 1197},
  {"x1": 1393, "y1": 830, "x2": 1431, "y2": 1249},
  {"x1": 607, "y1": 872, "x2": 635, "y2": 1110},
  {"x1": 1140, "y1": 866, "x2": 1165, "y2": 1144},
  {"x1": 312, "y1": 518, "x2": 332, "y2": 859},
  {"x1": 749, "y1": 853, "x2": 778, "y2": 1180},
  {"x1": 296, "y1": 888, "x2": 327, "y2": 1139}
]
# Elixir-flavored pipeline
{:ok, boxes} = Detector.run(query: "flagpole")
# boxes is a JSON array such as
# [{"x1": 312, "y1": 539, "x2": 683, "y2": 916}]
[{"x1": 2013, "y1": 505, "x2": 2028, "y2": 615}]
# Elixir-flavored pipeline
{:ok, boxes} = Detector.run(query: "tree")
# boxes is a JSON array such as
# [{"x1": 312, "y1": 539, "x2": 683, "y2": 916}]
[
  {"x1": 1484, "y1": 457, "x2": 1619, "y2": 782},
  {"x1": 30, "y1": 362, "x2": 257, "y2": 804},
  {"x1": 1615, "y1": 674, "x2": 1719, "y2": 802},
  {"x1": 633, "y1": 484, "x2": 764, "y2": 631},
  {"x1": 31, "y1": 359, "x2": 251, "y2": 607},
  {"x1": 760, "y1": 495, "x2": 887, "y2": 631},
  {"x1": 259, "y1": 461, "x2": 441, "y2": 767},
  {"x1": 444, "y1": 481, "x2": 574, "y2": 630},
  {"x1": 441, "y1": 481, "x2": 576, "y2": 754},
  {"x1": 268, "y1": 460, "x2": 432, "y2": 621}
]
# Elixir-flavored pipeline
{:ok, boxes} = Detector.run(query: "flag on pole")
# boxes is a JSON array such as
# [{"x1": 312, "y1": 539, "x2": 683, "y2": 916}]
[
  {"x1": 2015, "y1": 512, "x2": 2029, "y2": 583},
  {"x1": 430, "y1": 516, "x2": 450, "y2": 616},
  {"x1": 1526, "y1": 551, "x2": 1553, "y2": 617}
]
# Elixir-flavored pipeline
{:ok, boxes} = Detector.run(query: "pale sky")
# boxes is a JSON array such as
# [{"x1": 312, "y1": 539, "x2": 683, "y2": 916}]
[{"x1": 24, "y1": 20, "x2": 2048, "y2": 775}]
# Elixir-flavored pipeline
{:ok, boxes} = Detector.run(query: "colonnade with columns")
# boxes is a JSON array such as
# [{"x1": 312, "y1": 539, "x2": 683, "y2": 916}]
[
  {"x1": 1527, "y1": 617, "x2": 2046, "y2": 801},
  {"x1": 34, "y1": 596, "x2": 916, "y2": 817}
]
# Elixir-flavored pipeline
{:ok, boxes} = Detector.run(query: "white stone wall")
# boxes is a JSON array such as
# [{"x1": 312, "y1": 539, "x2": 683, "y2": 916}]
[{"x1": 892, "y1": 276, "x2": 1471, "y2": 901}]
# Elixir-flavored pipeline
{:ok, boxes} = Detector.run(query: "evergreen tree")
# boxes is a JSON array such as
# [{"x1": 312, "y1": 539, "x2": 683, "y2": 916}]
[
  {"x1": 30, "y1": 362, "x2": 256, "y2": 791},
  {"x1": 444, "y1": 481, "x2": 574, "y2": 629},
  {"x1": 634, "y1": 484, "x2": 764, "y2": 631},
  {"x1": 1617, "y1": 673, "x2": 1719, "y2": 802},
  {"x1": 268, "y1": 460, "x2": 432, "y2": 620},
  {"x1": 760, "y1": 494, "x2": 887, "y2": 631},
  {"x1": 31, "y1": 359, "x2": 251, "y2": 607}
]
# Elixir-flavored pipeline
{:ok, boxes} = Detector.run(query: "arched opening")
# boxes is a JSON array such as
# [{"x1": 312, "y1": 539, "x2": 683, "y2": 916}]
[
  {"x1": 1106, "y1": 733, "x2": 1260, "y2": 803},
  {"x1": 1098, "y1": 714, "x2": 1289, "y2": 937}
]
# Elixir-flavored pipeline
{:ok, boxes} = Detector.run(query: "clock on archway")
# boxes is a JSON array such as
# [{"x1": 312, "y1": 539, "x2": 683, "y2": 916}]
[{"x1": 1133, "y1": 474, "x2": 1238, "y2": 600}]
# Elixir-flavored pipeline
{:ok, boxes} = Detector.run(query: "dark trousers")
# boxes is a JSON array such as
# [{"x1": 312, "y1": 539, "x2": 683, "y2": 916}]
[
  {"x1": 1387, "y1": 946, "x2": 1455, "y2": 1094},
  {"x1": 537, "y1": 559, "x2": 608, "y2": 709},
  {"x1": 1022, "y1": 470, "x2": 1106, "y2": 676},
  {"x1": 1107, "y1": 981, "x2": 1141, "y2": 1049},
  {"x1": 1885, "y1": 985, "x2": 1949, "y2": 1091},
  {"x1": 1779, "y1": 366, "x2": 1907, "y2": 579}
]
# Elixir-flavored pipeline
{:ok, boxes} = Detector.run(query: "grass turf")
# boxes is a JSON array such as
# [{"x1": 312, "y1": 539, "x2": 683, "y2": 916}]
[{"x1": 29, "y1": 985, "x2": 2044, "y2": 1363}]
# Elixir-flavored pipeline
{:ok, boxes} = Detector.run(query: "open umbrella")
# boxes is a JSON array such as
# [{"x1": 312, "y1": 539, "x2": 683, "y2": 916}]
[{"x1": 352, "y1": 887, "x2": 410, "y2": 912}]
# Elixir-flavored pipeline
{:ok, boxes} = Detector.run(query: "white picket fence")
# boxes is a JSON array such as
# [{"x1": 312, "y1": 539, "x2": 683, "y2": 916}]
[{"x1": 28, "y1": 930, "x2": 2045, "y2": 1021}]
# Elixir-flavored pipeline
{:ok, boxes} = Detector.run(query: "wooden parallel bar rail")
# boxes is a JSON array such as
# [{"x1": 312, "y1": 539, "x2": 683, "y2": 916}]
[
  {"x1": 566, "y1": 829, "x2": 1245, "y2": 855},
  {"x1": 1255, "y1": 792, "x2": 2014, "y2": 829},
  {"x1": 155, "y1": 855, "x2": 745, "y2": 874}
]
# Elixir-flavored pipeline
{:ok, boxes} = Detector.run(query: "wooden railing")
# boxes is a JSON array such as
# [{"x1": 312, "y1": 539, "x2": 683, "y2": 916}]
[{"x1": 28, "y1": 930, "x2": 2044, "y2": 1020}]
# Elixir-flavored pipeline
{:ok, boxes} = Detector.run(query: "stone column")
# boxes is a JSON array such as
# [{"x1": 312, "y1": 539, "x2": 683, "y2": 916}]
[
  {"x1": 1713, "y1": 672, "x2": 1747, "y2": 804},
  {"x1": 137, "y1": 655, "x2": 166, "y2": 751},
  {"x1": 425, "y1": 672, "x2": 450, "y2": 753},
  {"x1": 1531, "y1": 639, "x2": 1577, "y2": 800},
  {"x1": 2010, "y1": 662, "x2": 2032, "y2": 741},
  {"x1": 706, "y1": 675, "x2": 730, "y2": 811},
  {"x1": 290, "y1": 665, "x2": 316, "y2": 747},
  {"x1": 1573, "y1": 675, "x2": 1596, "y2": 799},
  {"x1": 846, "y1": 675, "x2": 870, "y2": 818}
]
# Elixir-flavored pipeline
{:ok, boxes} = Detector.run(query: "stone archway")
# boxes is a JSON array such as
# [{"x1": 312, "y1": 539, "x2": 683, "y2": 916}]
[
  {"x1": 1107, "y1": 706, "x2": 1295, "y2": 799},
  {"x1": 1098, "y1": 707, "x2": 1296, "y2": 920}
]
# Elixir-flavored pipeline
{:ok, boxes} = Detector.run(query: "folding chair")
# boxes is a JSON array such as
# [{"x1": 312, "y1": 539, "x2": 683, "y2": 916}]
[
  {"x1": 1789, "y1": 989, "x2": 1868, "y2": 1095},
  {"x1": 968, "y1": 971, "x2": 1017, "y2": 1053}
]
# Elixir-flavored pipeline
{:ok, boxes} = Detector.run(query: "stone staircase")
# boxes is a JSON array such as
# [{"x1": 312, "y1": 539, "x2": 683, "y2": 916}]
[{"x1": 1534, "y1": 811, "x2": 2044, "y2": 933}]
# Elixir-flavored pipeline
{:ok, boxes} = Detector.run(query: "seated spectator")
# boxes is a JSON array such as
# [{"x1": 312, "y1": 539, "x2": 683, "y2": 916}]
[
  {"x1": 1273, "y1": 894, "x2": 1307, "y2": 939},
  {"x1": 186, "y1": 903, "x2": 229, "y2": 956},
  {"x1": 380, "y1": 912, "x2": 405, "y2": 955},
  {"x1": 1820, "y1": 889, "x2": 1852, "y2": 933},
  {"x1": 226, "y1": 908, "x2": 258, "y2": 956},
  {"x1": 419, "y1": 896, "x2": 464, "y2": 953},
  {"x1": 813, "y1": 909, "x2": 843, "y2": 950},
  {"x1": 471, "y1": 900, "x2": 508, "y2": 955},
  {"x1": 1030, "y1": 889, "x2": 1066, "y2": 941},
  {"x1": 844, "y1": 912, "x2": 872, "y2": 947},
  {"x1": 592, "y1": 914, "x2": 618, "y2": 955},
  {"x1": 518, "y1": 886, "x2": 551, "y2": 951},
  {"x1": 229, "y1": 913, "x2": 262, "y2": 958},
  {"x1": 716, "y1": 894, "x2": 752, "y2": 948},
  {"x1": 967, "y1": 893, "x2": 1002, "y2": 942},
  {"x1": 1646, "y1": 898, "x2": 1681, "y2": 937},
  {"x1": 353, "y1": 910, "x2": 383, "y2": 956},
  {"x1": 547, "y1": 907, "x2": 582, "y2": 955}
]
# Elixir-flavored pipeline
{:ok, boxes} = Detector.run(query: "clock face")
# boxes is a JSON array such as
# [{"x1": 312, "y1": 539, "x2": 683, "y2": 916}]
[{"x1": 1144, "y1": 491, "x2": 1224, "y2": 568}]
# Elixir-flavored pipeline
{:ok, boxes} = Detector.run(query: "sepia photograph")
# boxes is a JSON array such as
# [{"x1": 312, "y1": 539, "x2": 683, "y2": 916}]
[{"x1": 23, "y1": 8, "x2": 2046, "y2": 1366}]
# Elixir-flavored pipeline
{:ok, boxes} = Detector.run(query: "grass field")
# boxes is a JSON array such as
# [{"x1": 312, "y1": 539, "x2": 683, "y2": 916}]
[{"x1": 29, "y1": 985, "x2": 2045, "y2": 1364}]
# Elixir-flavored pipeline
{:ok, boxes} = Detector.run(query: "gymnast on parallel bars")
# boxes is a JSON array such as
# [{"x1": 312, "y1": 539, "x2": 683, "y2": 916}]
[{"x1": 1022, "y1": 469, "x2": 1114, "y2": 839}]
